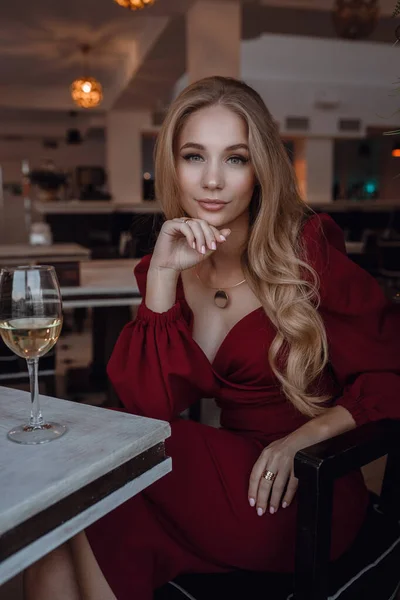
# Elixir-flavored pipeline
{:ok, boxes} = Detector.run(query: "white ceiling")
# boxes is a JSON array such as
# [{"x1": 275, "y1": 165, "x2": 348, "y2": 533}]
[
  {"x1": 0, "y1": 0, "x2": 192, "y2": 112},
  {"x1": 0, "y1": 0, "x2": 398, "y2": 130}
]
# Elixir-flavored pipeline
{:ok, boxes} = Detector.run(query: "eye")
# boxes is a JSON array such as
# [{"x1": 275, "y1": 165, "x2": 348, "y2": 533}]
[
  {"x1": 227, "y1": 155, "x2": 249, "y2": 165},
  {"x1": 182, "y1": 153, "x2": 204, "y2": 162}
]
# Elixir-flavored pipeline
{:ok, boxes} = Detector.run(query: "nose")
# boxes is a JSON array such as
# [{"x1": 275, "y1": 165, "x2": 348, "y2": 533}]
[{"x1": 201, "y1": 159, "x2": 224, "y2": 191}]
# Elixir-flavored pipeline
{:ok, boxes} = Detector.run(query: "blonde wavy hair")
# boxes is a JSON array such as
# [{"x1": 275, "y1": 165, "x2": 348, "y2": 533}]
[{"x1": 154, "y1": 76, "x2": 330, "y2": 418}]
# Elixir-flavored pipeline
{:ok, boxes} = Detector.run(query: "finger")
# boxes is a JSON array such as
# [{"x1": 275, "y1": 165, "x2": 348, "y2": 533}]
[
  {"x1": 248, "y1": 451, "x2": 269, "y2": 507},
  {"x1": 210, "y1": 225, "x2": 231, "y2": 244},
  {"x1": 255, "y1": 470, "x2": 276, "y2": 516},
  {"x1": 198, "y1": 220, "x2": 217, "y2": 251},
  {"x1": 186, "y1": 220, "x2": 206, "y2": 255},
  {"x1": 281, "y1": 474, "x2": 298, "y2": 509},
  {"x1": 178, "y1": 223, "x2": 196, "y2": 250},
  {"x1": 268, "y1": 466, "x2": 291, "y2": 514}
]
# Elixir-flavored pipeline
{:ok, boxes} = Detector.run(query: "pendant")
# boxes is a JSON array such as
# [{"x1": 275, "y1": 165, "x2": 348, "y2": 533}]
[{"x1": 214, "y1": 290, "x2": 229, "y2": 309}]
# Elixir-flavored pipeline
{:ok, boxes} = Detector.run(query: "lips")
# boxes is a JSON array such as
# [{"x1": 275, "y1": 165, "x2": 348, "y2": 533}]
[
  {"x1": 197, "y1": 200, "x2": 227, "y2": 212},
  {"x1": 197, "y1": 199, "x2": 226, "y2": 205}
]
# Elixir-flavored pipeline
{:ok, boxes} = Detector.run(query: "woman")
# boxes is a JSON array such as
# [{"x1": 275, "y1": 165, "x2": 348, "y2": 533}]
[{"x1": 26, "y1": 76, "x2": 400, "y2": 600}]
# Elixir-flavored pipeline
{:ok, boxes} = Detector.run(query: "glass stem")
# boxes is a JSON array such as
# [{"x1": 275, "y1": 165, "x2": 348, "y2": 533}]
[{"x1": 27, "y1": 358, "x2": 44, "y2": 428}]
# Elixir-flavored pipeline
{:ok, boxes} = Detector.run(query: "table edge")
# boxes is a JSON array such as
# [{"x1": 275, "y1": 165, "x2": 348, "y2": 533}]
[{"x1": 0, "y1": 441, "x2": 169, "y2": 563}]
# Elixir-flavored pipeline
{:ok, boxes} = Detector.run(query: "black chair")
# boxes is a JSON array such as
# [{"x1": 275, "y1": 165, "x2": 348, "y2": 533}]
[
  {"x1": 377, "y1": 239, "x2": 400, "y2": 298},
  {"x1": 155, "y1": 419, "x2": 400, "y2": 600}
]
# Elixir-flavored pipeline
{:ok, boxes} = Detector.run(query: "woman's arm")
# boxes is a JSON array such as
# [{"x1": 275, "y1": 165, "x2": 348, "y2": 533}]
[
  {"x1": 107, "y1": 254, "x2": 215, "y2": 421},
  {"x1": 249, "y1": 213, "x2": 400, "y2": 517},
  {"x1": 145, "y1": 265, "x2": 179, "y2": 313},
  {"x1": 291, "y1": 404, "x2": 356, "y2": 447}
]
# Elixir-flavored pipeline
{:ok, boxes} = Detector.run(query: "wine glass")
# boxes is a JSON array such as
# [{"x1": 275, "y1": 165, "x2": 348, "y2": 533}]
[{"x1": 0, "y1": 265, "x2": 67, "y2": 444}]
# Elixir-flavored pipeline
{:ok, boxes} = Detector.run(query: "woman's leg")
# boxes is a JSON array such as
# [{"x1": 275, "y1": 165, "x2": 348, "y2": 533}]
[
  {"x1": 84, "y1": 419, "x2": 278, "y2": 600},
  {"x1": 23, "y1": 543, "x2": 81, "y2": 600},
  {"x1": 69, "y1": 531, "x2": 117, "y2": 600},
  {"x1": 23, "y1": 535, "x2": 117, "y2": 600}
]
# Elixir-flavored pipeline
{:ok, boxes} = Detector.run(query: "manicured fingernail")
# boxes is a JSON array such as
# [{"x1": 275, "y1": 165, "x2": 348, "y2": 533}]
[
  {"x1": 219, "y1": 235, "x2": 226, "y2": 241},
  {"x1": 249, "y1": 497, "x2": 255, "y2": 507},
  {"x1": 282, "y1": 502, "x2": 288, "y2": 508},
  {"x1": 192, "y1": 242, "x2": 196, "y2": 249},
  {"x1": 270, "y1": 506, "x2": 275, "y2": 514},
  {"x1": 257, "y1": 507, "x2": 263, "y2": 517},
  {"x1": 211, "y1": 241, "x2": 217, "y2": 250},
  {"x1": 201, "y1": 245, "x2": 206, "y2": 254}
]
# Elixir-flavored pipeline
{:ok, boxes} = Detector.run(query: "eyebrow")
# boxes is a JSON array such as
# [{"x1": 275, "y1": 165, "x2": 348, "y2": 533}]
[{"x1": 180, "y1": 142, "x2": 249, "y2": 152}]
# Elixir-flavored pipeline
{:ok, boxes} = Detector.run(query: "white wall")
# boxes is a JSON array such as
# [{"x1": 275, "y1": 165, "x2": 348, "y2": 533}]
[
  {"x1": 244, "y1": 35, "x2": 400, "y2": 134},
  {"x1": 242, "y1": 34, "x2": 395, "y2": 86},
  {"x1": 175, "y1": 34, "x2": 400, "y2": 135}
]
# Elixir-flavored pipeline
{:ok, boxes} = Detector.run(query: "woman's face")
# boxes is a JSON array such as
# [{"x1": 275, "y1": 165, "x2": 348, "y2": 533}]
[{"x1": 176, "y1": 105, "x2": 256, "y2": 228}]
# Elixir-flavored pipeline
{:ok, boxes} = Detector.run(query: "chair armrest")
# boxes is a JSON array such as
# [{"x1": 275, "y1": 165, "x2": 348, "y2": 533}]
[
  {"x1": 294, "y1": 419, "x2": 400, "y2": 481},
  {"x1": 293, "y1": 419, "x2": 400, "y2": 599}
]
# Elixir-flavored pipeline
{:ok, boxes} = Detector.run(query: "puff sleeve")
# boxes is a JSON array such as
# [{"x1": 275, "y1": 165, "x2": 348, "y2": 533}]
[
  {"x1": 107, "y1": 255, "x2": 215, "y2": 421},
  {"x1": 303, "y1": 213, "x2": 400, "y2": 427}
]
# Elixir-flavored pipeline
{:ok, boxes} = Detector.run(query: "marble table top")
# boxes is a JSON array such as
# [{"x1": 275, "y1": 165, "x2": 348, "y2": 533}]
[{"x1": 0, "y1": 385, "x2": 171, "y2": 585}]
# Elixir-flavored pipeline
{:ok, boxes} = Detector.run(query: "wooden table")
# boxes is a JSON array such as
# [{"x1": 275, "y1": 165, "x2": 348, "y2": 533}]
[
  {"x1": 0, "y1": 243, "x2": 90, "y2": 266},
  {"x1": 0, "y1": 386, "x2": 171, "y2": 586},
  {"x1": 34, "y1": 200, "x2": 162, "y2": 215}
]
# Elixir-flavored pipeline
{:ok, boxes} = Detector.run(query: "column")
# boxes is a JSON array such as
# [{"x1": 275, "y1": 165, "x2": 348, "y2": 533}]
[
  {"x1": 294, "y1": 138, "x2": 334, "y2": 205},
  {"x1": 107, "y1": 110, "x2": 152, "y2": 204},
  {"x1": 186, "y1": 0, "x2": 241, "y2": 82}
]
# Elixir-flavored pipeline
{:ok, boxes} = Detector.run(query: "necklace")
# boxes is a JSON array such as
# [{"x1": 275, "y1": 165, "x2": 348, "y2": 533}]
[{"x1": 195, "y1": 267, "x2": 246, "y2": 309}]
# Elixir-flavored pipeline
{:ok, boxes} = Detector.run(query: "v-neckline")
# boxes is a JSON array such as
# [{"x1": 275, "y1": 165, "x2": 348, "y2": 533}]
[{"x1": 177, "y1": 274, "x2": 264, "y2": 368}]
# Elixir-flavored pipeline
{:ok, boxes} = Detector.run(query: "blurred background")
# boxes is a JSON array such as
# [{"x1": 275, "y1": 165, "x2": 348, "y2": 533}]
[
  {"x1": 1, "y1": 4, "x2": 400, "y2": 598},
  {"x1": 0, "y1": 0, "x2": 400, "y2": 408}
]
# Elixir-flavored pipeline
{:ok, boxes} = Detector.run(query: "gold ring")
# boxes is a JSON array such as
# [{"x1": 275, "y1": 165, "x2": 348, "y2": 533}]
[
  {"x1": 263, "y1": 470, "x2": 276, "y2": 482},
  {"x1": 182, "y1": 218, "x2": 192, "y2": 224}
]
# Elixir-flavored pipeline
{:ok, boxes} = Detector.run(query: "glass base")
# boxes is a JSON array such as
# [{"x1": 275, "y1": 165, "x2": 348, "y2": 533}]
[{"x1": 7, "y1": 422, "x2": 67, "y2": 445}]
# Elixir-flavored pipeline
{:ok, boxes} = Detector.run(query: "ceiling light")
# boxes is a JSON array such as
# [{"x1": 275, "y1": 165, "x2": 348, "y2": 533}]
[
  {"x1": 114, "y1": 0, "x2": 155, "y2": 9},
  {"x1": 70, "y1": 44, "x2": 103, "y2": 110}
]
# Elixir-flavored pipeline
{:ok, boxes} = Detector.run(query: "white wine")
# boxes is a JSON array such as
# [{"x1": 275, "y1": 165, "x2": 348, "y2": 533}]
[{"x1": 0, "y1": 317, "x2": 63, "y2": 359}]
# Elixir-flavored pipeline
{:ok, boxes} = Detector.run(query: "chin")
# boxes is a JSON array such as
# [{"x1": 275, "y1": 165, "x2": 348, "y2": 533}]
[
  {"x1": 200, "y1": 214, "x2": 231, "y2": 229},
  {"x1": 194, "y1": 207, "x2": 234, "y2": 228}
]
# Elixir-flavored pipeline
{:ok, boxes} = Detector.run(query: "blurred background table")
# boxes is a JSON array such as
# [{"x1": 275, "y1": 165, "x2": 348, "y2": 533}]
[
  {"x1": 61, "y1": 259, "x2": 141, "y2": 405},
  {"x1": 0, "y1": 243, "x2": 90, "y2": 267},
  {"x1": 61, "y1": 258, "x2": 140, "y2": 308},
  {"x1": 0, "y1": 244, "x2": 91, "y2": 396}
]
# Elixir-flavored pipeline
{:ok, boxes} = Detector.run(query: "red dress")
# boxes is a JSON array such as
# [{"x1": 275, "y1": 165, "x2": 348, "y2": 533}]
[{"x1": 86, "y1": 214, "x2": 400, "y2": 600}]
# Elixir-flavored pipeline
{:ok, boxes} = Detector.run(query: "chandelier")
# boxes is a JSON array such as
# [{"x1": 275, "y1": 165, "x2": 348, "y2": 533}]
[
  {"x1": 70, "y1": 45, "x2": 103, "y2": 109},
  {"x1": 114, "y1": 0, "x2": 155, "y2": 9},
  {"x1": 332, "y1": 0, "x2": 380, "y2": 40}
]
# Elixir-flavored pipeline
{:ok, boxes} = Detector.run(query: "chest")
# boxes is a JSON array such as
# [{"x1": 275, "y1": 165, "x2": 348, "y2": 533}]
[{"x1": 181, "y1": 270, "x2": 262, "y2": 364}]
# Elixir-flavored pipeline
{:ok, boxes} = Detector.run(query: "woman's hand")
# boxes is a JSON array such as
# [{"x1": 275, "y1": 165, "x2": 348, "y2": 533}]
[
  {"x1": 248, "y1": 435, "x2": 302, "y2": 516},
  {"x1": 248, "y1": 406, "x2": 357, "y2": 516},
  {"x1": 150, "y1": 217, "x2": 231, "y2": 273}
]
